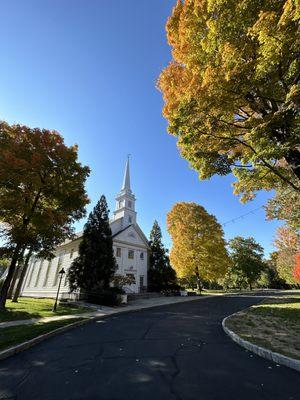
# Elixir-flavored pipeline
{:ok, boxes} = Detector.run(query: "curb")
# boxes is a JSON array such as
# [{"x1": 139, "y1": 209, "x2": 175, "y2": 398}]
[
  {"x1": 222, "y1": 314, "x2": 300, "y2": 373},
  {"x1": 0, "y1": 317, "x2": 90, "y2": 362},
  {"x1": 0, "y1": 295, "x2": 211, "y2": 362}
]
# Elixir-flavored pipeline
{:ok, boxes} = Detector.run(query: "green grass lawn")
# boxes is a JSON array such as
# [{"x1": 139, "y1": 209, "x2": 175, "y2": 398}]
[
  {"x1": 0, "y1": 297, "x2": 90, "y2": 322},
  {"x1": 226, "y1": 292, "x2": 300, "y2": 360},
  {"x1": 0, "y1": 317, "x2": 85, "y2": 351}
]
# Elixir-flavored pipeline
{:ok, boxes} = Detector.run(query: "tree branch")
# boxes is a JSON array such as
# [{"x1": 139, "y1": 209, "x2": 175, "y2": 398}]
[{"x1": 194, "y1": 128, "x2": 300, "y2": 192}]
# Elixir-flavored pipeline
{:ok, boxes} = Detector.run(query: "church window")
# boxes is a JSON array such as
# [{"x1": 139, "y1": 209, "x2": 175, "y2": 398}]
[
  {"x1": 128, "y1": 250, "x2": 134, "y2": 259},
  {"x1": 118, "y1": 201, "x2": 123, "y2": 209},
  {"x1": 140, "y1": 276, "x2": 144, "y2": 289},
  {"x1": 128, "y1": 200, "x2": 132, "y2": 208},
  {"x1": 128, "y1": 216, "x2": 132, "y2": 223},
  {"x1": 116, "y1": 248, "x2": 121, "y2": 257},
  {"x1": 140, "y1": 252, "x2": 144, "y2": 260},
  {"x1": 64, "y1": 269, "x2": 69, "y2": 286}
]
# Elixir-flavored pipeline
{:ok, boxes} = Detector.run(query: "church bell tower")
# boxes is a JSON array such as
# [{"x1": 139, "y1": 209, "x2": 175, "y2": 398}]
[{"x1": 113, "y1": 157, "x2": 137, "y2": 227}]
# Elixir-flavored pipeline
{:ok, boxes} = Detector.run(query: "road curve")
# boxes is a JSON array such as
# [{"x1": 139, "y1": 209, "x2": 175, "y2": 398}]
[{"x1": 0, "y1": 296, "x2": 299, "y2": 400}]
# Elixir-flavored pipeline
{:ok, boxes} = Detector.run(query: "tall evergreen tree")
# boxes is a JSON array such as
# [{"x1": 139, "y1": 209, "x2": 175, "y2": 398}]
[
  {"x1": 68, "y1": 195, "x2": 116, "y2": 293},
  {"x1": 148, "y1": 220, "x2": 177, "y2": 292}
]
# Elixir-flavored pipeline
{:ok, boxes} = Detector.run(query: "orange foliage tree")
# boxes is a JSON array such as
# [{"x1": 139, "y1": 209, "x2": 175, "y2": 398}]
[
  {"x1": 158, "y1": 0, "x2": 300, "y2": 201},
  {"x1": 0, "y1": 122, "x2": 90, "y2": 309},
  {"x1": 294, "y1": 253, "x2": 300, "y2": 283},
  {"x1": 274, "y1": 225, "x2": 300, "y2": 285}
]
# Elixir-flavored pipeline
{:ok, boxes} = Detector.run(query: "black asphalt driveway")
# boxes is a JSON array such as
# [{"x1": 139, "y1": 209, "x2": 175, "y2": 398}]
[{"x1": 0, "y1": 296, "x2": 299, "y2": 400}]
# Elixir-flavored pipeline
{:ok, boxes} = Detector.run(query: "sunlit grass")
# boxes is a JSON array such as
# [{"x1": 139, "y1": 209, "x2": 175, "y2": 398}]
[
  {"x1": 0, "y1": 297, "x2": 90, "y2": 322},
  {"x1": 250, "y1": 297, "x2": 300, "y2": 322},
  {"x1": 0, "y1": 318, "x2": 85, "y2": 351},
  {"x1": 226, "y1": 291, "x2": 300, "y2": 360}
]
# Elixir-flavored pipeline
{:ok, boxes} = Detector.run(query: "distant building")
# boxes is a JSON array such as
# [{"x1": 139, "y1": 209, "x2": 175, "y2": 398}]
[{"x1": 21, "y1": 159, "x2": 149, "y2": 298}]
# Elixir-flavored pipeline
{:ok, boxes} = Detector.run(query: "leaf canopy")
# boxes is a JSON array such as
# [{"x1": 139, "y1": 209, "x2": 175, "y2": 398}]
[{"x1": 159, "y1": 0, "x2": 300, "y2": 201}]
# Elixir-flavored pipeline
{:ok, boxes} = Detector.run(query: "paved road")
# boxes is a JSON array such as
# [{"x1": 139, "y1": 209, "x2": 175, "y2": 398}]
[{"x1": 0, "y1": 296, "x2": 299, "y2": 400}]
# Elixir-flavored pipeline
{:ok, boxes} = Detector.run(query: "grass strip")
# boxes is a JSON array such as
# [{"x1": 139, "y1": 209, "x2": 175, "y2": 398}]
[
  {"x1": 226, "y1": 293, "x2": 300, "y2": 360},
  {"x1": 0, "y1": 297, "x2": 90, "y2": 322},
  {"x1": 0, "y1": 317, "x2": 86, "y2": 351}
]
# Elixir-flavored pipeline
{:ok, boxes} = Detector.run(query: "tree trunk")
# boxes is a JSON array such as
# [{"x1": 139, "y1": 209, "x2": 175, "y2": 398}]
[
  {"x1": 7, "y1": 247, "x2": 26, "y2": 299},
  {"x1": 249, "y1": 282, "x2": 252, "y2": 291},
  {"x1": 195, "y1": 267, "x2": 202, "y2": 295},
  {"x1": 12, "y1": 249, "x2": 33, "y2": 303},
  {"x1": 0, "y1": 244, "x2": 22, "y2": 310}
]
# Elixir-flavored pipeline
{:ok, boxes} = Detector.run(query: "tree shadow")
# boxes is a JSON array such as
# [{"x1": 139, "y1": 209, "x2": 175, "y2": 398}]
[{"x1": 0, "y1": 310, "x2": 41, "y2": 323}]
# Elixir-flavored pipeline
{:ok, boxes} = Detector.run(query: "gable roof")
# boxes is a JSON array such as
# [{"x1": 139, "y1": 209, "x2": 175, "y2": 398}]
[
  {"x1": 112, "y1": 223, "x2": 150, "y2": 249},
  {"x1": 112, "y1": 224, "x2": 132, "y2": 238}
]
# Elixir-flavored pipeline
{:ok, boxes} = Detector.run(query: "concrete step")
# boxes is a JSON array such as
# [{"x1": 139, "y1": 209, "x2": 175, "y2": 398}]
[{"x1": 128, "y1": 292, "x2": 163, "y2": 301}]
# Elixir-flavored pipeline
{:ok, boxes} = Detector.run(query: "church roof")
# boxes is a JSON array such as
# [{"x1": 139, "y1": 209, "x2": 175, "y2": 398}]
[
  {"x1": 111, "y1": 224, "x2": 132, "y2": 238},
  {"x1": 112, "y1": 222, "x2": 150, "y2": 249}
]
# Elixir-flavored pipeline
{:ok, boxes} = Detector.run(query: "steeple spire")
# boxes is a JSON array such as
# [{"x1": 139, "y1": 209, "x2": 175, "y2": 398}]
[
  {"x1": 122, "y1": 155, "x2": 131, "y2": 192},
  {"x1": 113, "y1": 156, "x2": 137, "y2": 226}
]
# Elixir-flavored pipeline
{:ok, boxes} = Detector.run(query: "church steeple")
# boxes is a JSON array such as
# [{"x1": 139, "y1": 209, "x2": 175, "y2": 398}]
[
  {"x1": 113, "y1": 157, "x2": 137, "y2": 227},
  {"x1": 122, "y1": 157, "x2": 131, "y2": 193}
]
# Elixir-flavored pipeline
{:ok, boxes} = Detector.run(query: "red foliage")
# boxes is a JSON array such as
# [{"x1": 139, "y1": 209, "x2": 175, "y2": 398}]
[{"x1": 293, "y1": 253, "x2": 300, "y2": 283}]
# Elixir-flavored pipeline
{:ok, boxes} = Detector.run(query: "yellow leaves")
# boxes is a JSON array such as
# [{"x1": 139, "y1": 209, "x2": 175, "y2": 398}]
[
  {"x1": 280, "y1": 0, "x2": 300, "y2": 24},
  {"x1": 286, "y1": 84, "x2": 300, "y2": 104},
  {"x1": 159, "y1": 0, "x2": 300, "y2": 201},
  {"x1": 167, "y1": 202, "x2": 229, "y2": 280}
]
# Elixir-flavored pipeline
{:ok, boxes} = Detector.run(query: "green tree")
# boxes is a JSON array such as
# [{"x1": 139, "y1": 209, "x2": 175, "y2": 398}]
[
  {"x1": 228, "y1": 237, "x2": 265, "y2": 290},
  {"x1": 159, "y1": 0, "x2": 300, "y2": 201},
  {"x1": 220, "y1": 266, "x2": 248, "y2": 291},
  {"x1": 256, "y1": 254, "x2": 287, "y2": 289},
  {"x1": 68, "y1": 195, "x2": 117, "y2": 293},
  {"x1": 0, "y1": 258, "x2": 9, "y2": 278},
  {"x1": 0, "y1": 122, "x2": 90, "y2": 310},
  {"x1": 167, "y1": 202, "x2": 230, "y2": 292},
  {"x1": 148, "y1": 220, "x2": 177, "y2": 292}
]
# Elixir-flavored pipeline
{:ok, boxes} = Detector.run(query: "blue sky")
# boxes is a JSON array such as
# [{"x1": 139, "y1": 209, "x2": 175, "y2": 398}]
[{"x1": 0, "y1": 0, "x2": 281, "y2": 256}]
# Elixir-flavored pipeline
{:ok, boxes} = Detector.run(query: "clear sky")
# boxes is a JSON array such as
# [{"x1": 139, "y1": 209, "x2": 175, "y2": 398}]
[{"x1": 0, "y1": 0, "x2": 281, "y2": 256}]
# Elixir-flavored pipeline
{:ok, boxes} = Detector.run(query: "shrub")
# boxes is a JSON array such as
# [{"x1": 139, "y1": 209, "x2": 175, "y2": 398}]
[{"x1": 86, "y1": 288, "x2": 122, "y2": 307}]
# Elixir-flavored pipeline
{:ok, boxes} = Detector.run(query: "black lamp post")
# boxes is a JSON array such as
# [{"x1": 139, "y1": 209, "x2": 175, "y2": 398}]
[{"x1": 52, "y1": 268, "x2": 65, "y2": 312}]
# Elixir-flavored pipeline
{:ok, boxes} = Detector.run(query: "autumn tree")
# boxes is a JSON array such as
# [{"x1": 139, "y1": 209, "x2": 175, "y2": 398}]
[
  {"x1": 68, "y1": 195, "x2": 117, "y2": 293},
  {"x1": 293, "y1": 253, "x2": 300, "y2": 283},
  {"x1": 158, "y1": 0, "x2": 300, "y2": 201},
  {"x1": 148, "y1": 220, "x2": 177, "y2": 292},
  {"x1": 274, "y1": 225, "x2": 300, "y2": 284},
  {"x1": 11, "y1": 228, "x2": 64, "y2": 303},
  {"x1": 228, "y1": 237, "x2": 265, "y2": 290},
  {"x1": 0, "y1": 122, "x2": 90, "y2": 310},
  {"x1": 257, "y1": 252, "x2": 287, "y2": 289},
  {"x1": 266, "y1": 186, "x2": 300, "y2": 231},
  {"x1": 167, "y1": 202, "x2": 229, "y2": 292}
]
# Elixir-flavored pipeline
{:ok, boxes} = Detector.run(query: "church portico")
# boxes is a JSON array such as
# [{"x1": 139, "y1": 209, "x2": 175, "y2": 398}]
[{"x1": 20, "y1": 159, "x2": 149, "y2": 298}]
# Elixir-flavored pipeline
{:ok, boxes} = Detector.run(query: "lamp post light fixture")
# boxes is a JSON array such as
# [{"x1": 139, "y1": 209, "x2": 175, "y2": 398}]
[{"x1": 52, "y1": 268, "x2": 66, "y2": 312}]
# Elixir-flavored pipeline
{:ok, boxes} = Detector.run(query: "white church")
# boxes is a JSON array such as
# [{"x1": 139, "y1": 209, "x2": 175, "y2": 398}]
[{"x1": 20, "y1": 159, "x2": 150, "y2": 298}]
